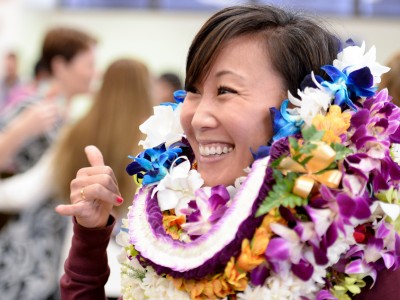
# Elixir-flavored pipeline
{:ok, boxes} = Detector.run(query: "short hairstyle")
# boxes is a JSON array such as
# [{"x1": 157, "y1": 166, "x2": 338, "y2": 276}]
[
  {"x1": 159, "y1": 72, "x2": 182, "y2": 91},
  {"x1": 41, "y1": 27, "x2": 96, "y2": 74},
  {"x1": 185, "y1": 5, "x2": 340, "y2": 98}
]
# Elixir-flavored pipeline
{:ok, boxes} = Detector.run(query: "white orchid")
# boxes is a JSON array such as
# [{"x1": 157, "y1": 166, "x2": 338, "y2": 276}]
[
  {"x1": 370, "y1": 201, "x2": 400, "y2": 222},
  {"x1": 288, "y1": 86, "x2": 333, "y2": 127},
  {"x1": 139, "y1": 104, "x2": 184, "y2": 149},
  {"x1": 141, "y1": 267, "x2": 190, "y2": 300},
  {"x1": 153, "y1": 159, "x2": 204, "y2": 215},
  {"x1": 333, "y1": 41, "x2": 390, "y2": 85},
  {"x1": 391, "y1": 143, "x2": 400, "y2": 165}
]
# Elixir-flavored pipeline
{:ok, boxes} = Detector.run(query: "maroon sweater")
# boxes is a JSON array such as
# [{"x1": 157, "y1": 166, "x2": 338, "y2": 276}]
[
  {"x1": 60, "y1": 217, "x2": 400, "y2": 299},
  {"x1": 60, "y1": 217, "x2": 115, "y2": 300}
]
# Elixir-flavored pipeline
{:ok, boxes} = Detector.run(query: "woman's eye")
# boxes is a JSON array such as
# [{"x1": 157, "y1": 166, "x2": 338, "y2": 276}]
[
  {"x1": 217, "y1": 86, "x2": 237, "y2": 95},
  {"x1": 186, "y1": 86, "x2": 200, "y2": 94}
]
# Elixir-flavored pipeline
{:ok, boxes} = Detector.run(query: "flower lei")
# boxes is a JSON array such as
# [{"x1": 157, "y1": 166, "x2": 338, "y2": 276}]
[{"x1": 117, "y1": 41, "x2": 400, "y2": 300}]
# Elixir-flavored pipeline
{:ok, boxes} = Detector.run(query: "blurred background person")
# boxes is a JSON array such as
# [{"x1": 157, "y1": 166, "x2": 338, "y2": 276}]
[
  {"x1": 152, "y1": 71, "x2": 182, "y2": 105},
  {"x1": 0, "y1": 58, "x2": 153, "y2": 300},
  {"x1": 0, "y1": 100, "x2": 59, "y2": 174},
  {"x1": 379, "y1": 52, "x2": 400, "y2": 107},
  {"x1": 0, "y1": 25, "x2": 97, "y2": 299},
  {"x1": 0, "y1": 51, "x2": 21, "y2": 108},
  {"x1": 2, "y1": 57, "x2": 51, "y2": 112},
  {"x1": 0, "y1": 26, "x2": 97, "y2": 176}
]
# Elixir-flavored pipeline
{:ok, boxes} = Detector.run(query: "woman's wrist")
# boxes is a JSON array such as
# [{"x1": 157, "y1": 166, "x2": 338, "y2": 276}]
[{"x1": 75, "y1": 215, "x2": 114, "y2": 229}]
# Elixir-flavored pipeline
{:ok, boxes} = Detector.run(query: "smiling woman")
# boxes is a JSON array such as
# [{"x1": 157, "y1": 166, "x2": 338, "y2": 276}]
[
  {"x1": 57, "y1": 4, "x2": 400, "y2": 300},
  {"x1": 181, "y1": 36, "x2": 285, "y2": 187}
]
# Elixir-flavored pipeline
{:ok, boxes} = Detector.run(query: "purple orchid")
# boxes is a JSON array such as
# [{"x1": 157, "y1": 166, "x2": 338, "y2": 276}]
[
  {"x1": 265, "y1": 222, "x2": 317, "y2": 281},
  {"x1": 250, "y1": 263, "x2": 270, "y2": 286},
  {"x1": 316, "y1": 289, "x2": 337, "y2": 300},
  {"x1": 343, "y1": 220, "x2": 400, "y2": 287},
  {"x1": 344, "y1": 88, "x2": 400, "y2": 199},
  {"x1": 181, "y1": 185, "x2": 231, "y2": 238}
]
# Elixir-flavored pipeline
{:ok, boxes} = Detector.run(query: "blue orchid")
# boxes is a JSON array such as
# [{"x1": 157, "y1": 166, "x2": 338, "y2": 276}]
[
  {"x1": 251, "y1": 145, "x2": 271, "y2": 160},
  {"x1": 271, "y1": 99, "x2": 304, "y2": 142},
  {"x1": 158, "y1": 90, "x2": 186, "y2": 110},
  {"x1": 126, "y1": 144, "x2": 183, "y2": 185},
  {"x1": 321, "y1": 65, "x2": 377, "y2": 110},
  {"x1": 160, "y1": 102, "x2": 180, "y2": 110},
  {"x1": 173, "y1": 89, "x2": 187, "y2": 103}
]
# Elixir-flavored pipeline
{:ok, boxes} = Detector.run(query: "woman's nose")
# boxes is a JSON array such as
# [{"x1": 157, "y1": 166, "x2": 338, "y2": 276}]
[{"x1": 191, "y1": 96, "x2": 218, "y2": 131}]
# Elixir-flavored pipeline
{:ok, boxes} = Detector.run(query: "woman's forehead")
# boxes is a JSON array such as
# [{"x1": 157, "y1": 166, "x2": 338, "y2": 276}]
[{"x1": 197, "y1": 36, "x2": 272, "y2": 83}]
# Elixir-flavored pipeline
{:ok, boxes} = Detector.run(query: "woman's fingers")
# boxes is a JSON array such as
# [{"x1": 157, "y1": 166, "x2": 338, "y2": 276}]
[
  {"x1": 71, "y1": 179, "x2": 122, "y2": 206},
  {"x1": 55, "y1": 200, "x2": 113, "y2": 228},
  {"x1": 55, "y1": 202, "x2": 86, "y2": 217},
  {"x1": 76, "y1": 165, "x2": 118, "y2": 186}
]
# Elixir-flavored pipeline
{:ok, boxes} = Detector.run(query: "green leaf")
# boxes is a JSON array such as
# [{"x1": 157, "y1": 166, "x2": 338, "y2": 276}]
[
  {"x1": 302, "y1": 125, "x2": 325, "y2": 142},
  {"x1": 270, "y1": 156, "x2": 285, "y2": 169},
  {"x1": 375, "y1": 187, "x2": 399, "y2": 204},
  {"x1": 121, "y1": 263, "x2": 146, "y2": 281},
  {"x1": 256, "y1": 171, "x2": 308, "y2": 217},
  {"x1": 331, "y1": 142, "x2": 353, "y2": 160},
  {"x1": 299, "y1": 155, "x2": 313, "y2": 166},
  {"x1": 289, "y1": 137, "x2": 300, "y2": 154}
]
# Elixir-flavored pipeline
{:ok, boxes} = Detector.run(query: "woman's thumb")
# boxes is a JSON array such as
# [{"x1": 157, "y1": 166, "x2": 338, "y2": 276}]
[{"x1": 85, "y1": 145, "x2": 105, "y2": 167}]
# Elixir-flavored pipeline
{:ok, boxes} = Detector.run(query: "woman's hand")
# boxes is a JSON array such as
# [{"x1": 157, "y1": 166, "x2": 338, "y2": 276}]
[
  {"x1": 17, "y1": 102, "x2": 60, "y2": 137},
  {"x1": 55, "y1": 145, "x2": 124, "y2": 228}
]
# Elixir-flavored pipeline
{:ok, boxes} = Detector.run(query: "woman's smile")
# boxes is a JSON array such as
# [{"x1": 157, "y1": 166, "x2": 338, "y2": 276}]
[{"x1": 198, "y1": 143, "x2": 234, "y2": 157}]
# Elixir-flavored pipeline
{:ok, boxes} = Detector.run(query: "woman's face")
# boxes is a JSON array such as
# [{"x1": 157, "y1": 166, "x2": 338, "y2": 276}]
[
  {"x1": 57, "y1": 46, "x2": 96, "y2": 97},
  {"x1": 181, "y1": 35, "x2": 285, "y2": 187}
]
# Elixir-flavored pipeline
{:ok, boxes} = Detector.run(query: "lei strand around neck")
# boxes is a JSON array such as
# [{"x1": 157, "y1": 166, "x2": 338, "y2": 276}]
[{"x1": 116, "y1": 41, "x2": 400, "y2": 300}]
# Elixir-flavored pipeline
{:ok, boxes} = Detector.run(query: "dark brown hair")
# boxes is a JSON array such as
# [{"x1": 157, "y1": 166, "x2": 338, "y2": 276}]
[
  {"x1": 185, "y1": 5, "x2": 340, "y2": 97},
  {"x1": 41, "y1": 27, "x2": 97, "y2": 75}
]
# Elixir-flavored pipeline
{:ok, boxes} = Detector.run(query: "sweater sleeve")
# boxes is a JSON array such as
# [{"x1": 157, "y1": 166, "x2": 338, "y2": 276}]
[
  {"x1": 0, "y1": 149, "x2": 53, "y2": 212},
  {"x1": 60, "y1": 215, "x2": 115, "y2": 300}
]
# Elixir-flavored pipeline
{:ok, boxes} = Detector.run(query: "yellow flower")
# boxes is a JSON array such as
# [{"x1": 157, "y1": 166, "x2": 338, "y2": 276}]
[
  {"x1": 162, "y1": 212, "x2": 185, "y2": 240},
  {"x1": 252, "y1": 212, "x2": 280, "y2": 253},
  {"x1": 210, "y1": 275, "x2": 233, "y2": 299},
  {"x1": 224, "y1": 257, "x2": 248, "y2": 291},
  {"x1": 168, "y1": 274, "x2": 233, "y2": 300},
  {"x1": 190, "y1": 281, "x2": 205, "y2": 299},
  {"x1": 167, "y1": 211, "x2": 284, "y2": 299},
  {"x1": 236, "y1": 239, "x2": 265, "y2": 272},
  {"x1": 312, "y1": 105, "x2": 351, "y2": 144}
]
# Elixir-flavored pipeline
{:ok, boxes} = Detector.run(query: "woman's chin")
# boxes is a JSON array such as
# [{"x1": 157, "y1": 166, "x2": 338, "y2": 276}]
[{"x1": 200, "y1": 168, "x2": 241, "y2": 187}]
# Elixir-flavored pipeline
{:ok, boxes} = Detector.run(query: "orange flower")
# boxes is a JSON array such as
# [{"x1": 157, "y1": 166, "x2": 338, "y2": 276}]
[
  {"x1": 190, "y1": 281, "x2": 205, "y2": 299},
  {"x1": 236, "y1": 239, "x2": 265, "y2": 272},
  {"x1": 251, "y1": 227, "x2": 271, "y2": 256},
  {"x1": 312, "y1": 105, "x2": 351, "y2": 144},
  {"x1": 167, "y1": 211, "x2": 284, "y2": 299},
  {"x1": 168, "y1": 274, "x2": 233, "y2": 300},
  {"x1": 209, "y1": 275, "x2": 233, "y2": 299},
  {"x1": 224, "y1": 257, "x2": 248, "y2": 291},
  {"x1": 252, "y1": 210, "x2": 283, "y2": 255},
  {"x1": 162, "y1": 213, "x2": 185, "y2": 240}
]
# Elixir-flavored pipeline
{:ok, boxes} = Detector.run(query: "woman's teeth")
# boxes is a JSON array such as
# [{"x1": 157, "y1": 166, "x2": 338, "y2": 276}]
[{"x1": 199, "y1": 145, "x2": 233, "y2": 156}]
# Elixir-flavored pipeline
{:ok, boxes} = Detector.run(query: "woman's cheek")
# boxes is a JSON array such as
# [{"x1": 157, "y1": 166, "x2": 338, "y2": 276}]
[{"x1": 180, "y1": 101, "x2": 194, "y2": 134}]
